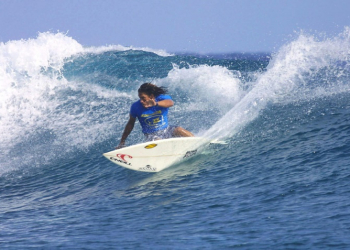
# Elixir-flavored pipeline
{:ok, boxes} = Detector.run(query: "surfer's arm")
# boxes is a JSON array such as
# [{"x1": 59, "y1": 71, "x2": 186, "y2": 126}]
[
  {"x1": 157, "y1": 99, "x2": 174, "y2": 108},
  {"x1": 145, "y1": 99, "x2": 173, "y2": 108},
  {"x1": 116, "y1": 115, "x2": 136, "y2": 149}
]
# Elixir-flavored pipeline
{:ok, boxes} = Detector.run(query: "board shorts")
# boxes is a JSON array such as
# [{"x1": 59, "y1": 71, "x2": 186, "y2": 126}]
[{"x1": 144, "y1": 125, "x2": 178, "y2": 141}]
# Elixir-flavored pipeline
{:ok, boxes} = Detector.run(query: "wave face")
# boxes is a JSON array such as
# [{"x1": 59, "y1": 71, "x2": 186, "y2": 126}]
[{"x1": 1, "y1": 30, "x2": 350, "y2": 249}]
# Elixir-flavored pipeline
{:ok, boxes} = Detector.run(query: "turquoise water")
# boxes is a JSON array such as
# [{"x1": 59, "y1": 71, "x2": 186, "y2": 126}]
[{"x1": 1, "y1": 30, "x2": 350, "y2": 249}]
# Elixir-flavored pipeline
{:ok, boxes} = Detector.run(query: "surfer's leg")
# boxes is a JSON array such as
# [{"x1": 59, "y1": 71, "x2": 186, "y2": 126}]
[{"x1": 173, "y1": 127, "x2": 194, "y2": 137}]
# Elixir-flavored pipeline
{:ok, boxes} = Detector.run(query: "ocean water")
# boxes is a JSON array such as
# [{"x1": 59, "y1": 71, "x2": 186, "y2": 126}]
[{"x1": 1, "y1": 29, "x2": 350, "y2": 249}]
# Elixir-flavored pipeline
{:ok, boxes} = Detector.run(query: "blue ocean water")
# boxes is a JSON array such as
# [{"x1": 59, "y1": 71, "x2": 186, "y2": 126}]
[{"x1": 1, "y1": 30, "x2": 350, "y2": 249}]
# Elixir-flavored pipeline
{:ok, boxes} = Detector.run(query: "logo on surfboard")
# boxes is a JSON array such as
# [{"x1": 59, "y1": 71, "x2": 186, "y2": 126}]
[
  {"x1": 116, "y1": 154, "x2": 133, "y2": 161},
  {"x1": 145, "y1": 143, "x2": 157, "y2": 149},
  {"x1": 139, "y1": 165, "x2": 157, "y2": 172},
  {"x1": 110, "y1": 154, "x2": 133, "y2": 166}
]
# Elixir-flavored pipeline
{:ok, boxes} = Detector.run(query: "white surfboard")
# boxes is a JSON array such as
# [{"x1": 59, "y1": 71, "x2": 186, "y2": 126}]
[{"x1": 103, "y1": 137, "x2": 210, "y2": 172}]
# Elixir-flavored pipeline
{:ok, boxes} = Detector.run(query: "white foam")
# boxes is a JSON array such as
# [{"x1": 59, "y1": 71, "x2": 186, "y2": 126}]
[
  {"x1": 158, "y1": 64, "x2": 244, "y2": 114},
  {"x1": 0, "y1": 32, "x2": 135, "y2": 174},
  {"x1": 0, "y1": 32, "x2": 82, "y2": 146}
]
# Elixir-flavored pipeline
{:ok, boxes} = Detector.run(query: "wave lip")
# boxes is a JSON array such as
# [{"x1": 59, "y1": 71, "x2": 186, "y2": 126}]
[{"x1": 84, "y1": 44, "x2": 173, "y2": 57}]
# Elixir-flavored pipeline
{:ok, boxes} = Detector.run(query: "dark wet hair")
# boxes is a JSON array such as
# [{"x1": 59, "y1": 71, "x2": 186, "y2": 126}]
[{"x1": 138, "y1": 83, "x2": 167, "y2": 97}]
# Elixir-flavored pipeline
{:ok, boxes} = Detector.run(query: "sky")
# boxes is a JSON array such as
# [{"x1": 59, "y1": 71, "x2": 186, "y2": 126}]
[{"x1": 0, "y1": 0, "x2": 349, "y2": 53}]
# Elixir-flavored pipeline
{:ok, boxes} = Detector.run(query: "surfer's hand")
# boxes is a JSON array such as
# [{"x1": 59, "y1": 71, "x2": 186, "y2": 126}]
[
  {"x1": 143, "y1": 98, "x2": 156, "y2": 108},
  {"x1": 116, "y1": 143, "x2": 125, "y2": 149}
]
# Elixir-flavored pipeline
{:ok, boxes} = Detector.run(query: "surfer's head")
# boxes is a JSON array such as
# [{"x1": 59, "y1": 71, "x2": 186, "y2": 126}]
[
  {"x1": 138, "y1": 83, "x2": 168, "y2": 108},
  {"x1": 138, "y1": 83, "x2": 167, "y2": 97}
]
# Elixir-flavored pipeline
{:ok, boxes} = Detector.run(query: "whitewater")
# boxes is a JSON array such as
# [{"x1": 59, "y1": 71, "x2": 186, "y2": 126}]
[{"x1": 1, "y1": 29, "x2": 350, "y2": 249}]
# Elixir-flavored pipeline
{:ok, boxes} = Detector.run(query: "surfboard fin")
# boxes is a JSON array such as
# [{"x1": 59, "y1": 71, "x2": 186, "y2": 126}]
[{"x1": 209, "y1": 139, "x2": 228, "y2": 145}]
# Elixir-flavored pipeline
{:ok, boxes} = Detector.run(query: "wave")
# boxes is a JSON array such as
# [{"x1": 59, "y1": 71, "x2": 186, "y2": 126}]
[{"x1": 1, "y1": 28, "x2": 350, "y2": 175}]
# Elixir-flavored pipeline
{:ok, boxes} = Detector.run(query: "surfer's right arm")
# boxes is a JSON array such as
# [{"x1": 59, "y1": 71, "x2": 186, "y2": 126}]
[{"x1": 116, "y1": 115, "x2": 136, "y2": 149}]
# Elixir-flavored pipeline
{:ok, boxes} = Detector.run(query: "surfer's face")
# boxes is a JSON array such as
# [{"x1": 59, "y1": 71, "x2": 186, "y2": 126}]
[{"x1": 138, "y1": 92, "x2": 154, "y2": 108}]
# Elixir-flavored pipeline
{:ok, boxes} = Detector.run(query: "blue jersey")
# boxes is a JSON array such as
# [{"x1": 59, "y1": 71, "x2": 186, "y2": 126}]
[{"x1": 130, "y1": 94, "x2": 172, "y2": 134}]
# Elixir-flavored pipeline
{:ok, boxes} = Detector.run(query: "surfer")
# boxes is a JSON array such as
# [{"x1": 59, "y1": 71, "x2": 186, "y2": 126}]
[{"x1": 116, "y1": 83, "x2": 194, "y2": 148}]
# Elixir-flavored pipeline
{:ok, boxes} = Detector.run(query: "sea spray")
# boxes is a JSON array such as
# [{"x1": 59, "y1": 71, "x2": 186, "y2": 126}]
[
  {"x1": 164, "y1": 64, "x2": 243, "y2": 113},
  {"x1": 204, "y1": 28, "x2": 350, "y2": 140}
]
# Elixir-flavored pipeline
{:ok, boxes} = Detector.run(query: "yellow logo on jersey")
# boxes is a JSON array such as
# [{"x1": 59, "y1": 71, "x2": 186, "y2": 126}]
[{"x1": 141, "y1": 110, "x2": 162, "y2": 117}]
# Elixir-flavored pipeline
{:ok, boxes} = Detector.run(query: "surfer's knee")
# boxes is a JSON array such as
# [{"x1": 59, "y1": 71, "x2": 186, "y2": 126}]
[{"x1": 173, "y1": 127, "x2": 194, "y2": 137}]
